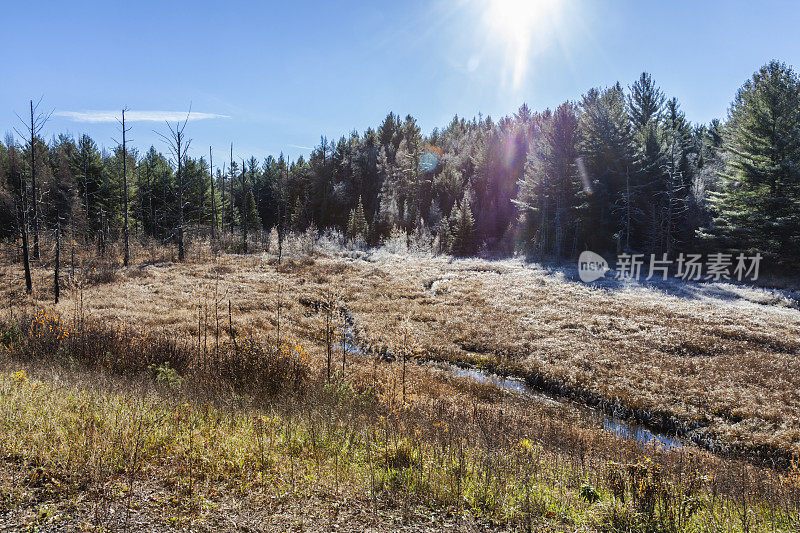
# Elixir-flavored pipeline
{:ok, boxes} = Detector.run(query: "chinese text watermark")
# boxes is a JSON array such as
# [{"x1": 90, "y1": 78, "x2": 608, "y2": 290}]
[{"x1": 578, "y1": 252, "x2": 762, "y2": 282}]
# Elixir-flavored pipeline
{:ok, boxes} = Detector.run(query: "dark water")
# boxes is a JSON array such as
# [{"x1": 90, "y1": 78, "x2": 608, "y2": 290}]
[
  {"x1": 338, "y1": 317, "x2": 684, "y2": 450},
  {"x1": 448, "y1": 365, "x2": 684, "y2": 450}
]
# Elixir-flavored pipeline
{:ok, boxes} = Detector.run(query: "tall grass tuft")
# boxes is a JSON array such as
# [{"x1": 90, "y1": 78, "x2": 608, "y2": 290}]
[{"x1": 2, "y1": 309, "x2": 310, "y2": 398}]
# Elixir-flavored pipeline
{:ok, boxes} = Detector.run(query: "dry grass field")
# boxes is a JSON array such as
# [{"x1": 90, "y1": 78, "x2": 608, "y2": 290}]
[
  {"x1": 1, "y1": 238, "x2": 799, "y2": 531},
  {"x1": 7, "y1": 244, "x2": 797, "y2": 462}
]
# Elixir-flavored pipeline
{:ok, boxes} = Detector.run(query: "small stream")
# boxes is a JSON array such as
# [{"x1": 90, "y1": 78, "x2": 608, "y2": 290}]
[
  {"x1": 448, "y1": 365, "x2": 683, "y2": 450},
  {"x1": 337, "y1": 314, "x2": 684, "y2": 451}
]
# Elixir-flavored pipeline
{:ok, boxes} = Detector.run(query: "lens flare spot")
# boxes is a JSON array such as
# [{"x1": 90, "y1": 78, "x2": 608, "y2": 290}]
[{"x1": 419, "y1": 145, "x2": 443, "y2": 172}]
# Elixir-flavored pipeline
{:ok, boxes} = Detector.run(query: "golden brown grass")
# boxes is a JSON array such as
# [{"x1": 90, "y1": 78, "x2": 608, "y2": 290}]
[
  {"x1": 2, "y1": 238, "x2": 800, "y2": 530},
  {"x1": 3, "y1": 323, "x2": 797, "y2": 532},
  {"x1": 5, "y1": 245, "x2": 795, "y2": 465},
  {"x1": 335, "y1": 254, "x2": 800, "y2": 466}
]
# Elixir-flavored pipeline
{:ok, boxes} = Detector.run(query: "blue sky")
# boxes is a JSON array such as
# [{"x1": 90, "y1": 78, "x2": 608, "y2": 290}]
[{"x1": 2, "y1": 0, "x2": 798, "y2": 163}]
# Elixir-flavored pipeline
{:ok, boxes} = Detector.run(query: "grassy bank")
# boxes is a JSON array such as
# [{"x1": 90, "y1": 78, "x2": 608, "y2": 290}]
[{"x1": 2, "y1": 307, "x2": 799, "y2": 531}]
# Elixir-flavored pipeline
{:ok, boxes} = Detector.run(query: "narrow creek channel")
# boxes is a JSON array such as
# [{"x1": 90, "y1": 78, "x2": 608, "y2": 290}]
[
  {"x1": 337, "y1": 312, "x2": 685, "y2": 451},
  {"x1": 446, "y1": 364, "x2": 684, "y2": 450}
]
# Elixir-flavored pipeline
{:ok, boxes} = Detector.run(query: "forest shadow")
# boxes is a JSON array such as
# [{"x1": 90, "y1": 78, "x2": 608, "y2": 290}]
[{"x1": 532, "y1": 260, "x2": 798, "y2": 308}]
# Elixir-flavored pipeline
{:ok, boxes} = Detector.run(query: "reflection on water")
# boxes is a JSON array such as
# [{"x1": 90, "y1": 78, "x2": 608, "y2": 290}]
[
  {"x1": 337, "y1": 316, "x2": 684, "y2": 450},
  {"x1": 602, "y1": 418, "x2": 682, "y2": 449},
  {"x1": 449, "y1": 365, "x2": 684, "y2": 450}
]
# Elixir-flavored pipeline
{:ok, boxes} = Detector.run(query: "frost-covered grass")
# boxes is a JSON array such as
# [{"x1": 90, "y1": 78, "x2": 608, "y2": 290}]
[
  {"x1": 1, "y1": 239, "x2": 800, "y2": 530},
  {"x1": 356, "y1": 253, "x2": 800, "y2": 466},
  {"x1": 2, "y1": 243, "x2": 799, "y2": 464}
]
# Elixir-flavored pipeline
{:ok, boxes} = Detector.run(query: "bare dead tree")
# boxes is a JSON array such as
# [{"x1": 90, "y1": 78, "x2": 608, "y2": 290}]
[
  {"x1": 229, "y1": 143, "x2": 235, "y2": 235},
  {"x1": 123, "y1": 110, "x2": 130, "y2": 265},
  {"x1": 6, "y1": 143, "x2": 32, "y2": 294},
  {"x1": 14, "y1": 98, "x2": 52, "y2": 261},
  {"x1": 614, "y1": 165, "x2": 644, "y2": 253},
  {"x1": 54, "y1": 220, "x2": 61, "y2": 303},
  {"x1": 157, "y1": 111, "x2": 192, "y2": 261},
  {"x1": 114, "y1": 108, "x2": 133, "y2": 266},
  {"x1": 277, "y1": 155, "x2": 288, "y2": 262},
  {"x1": 197, "y1": 153, "x2": 205, "y2": 249},
  {"x1": 241, "y1": 158, "x2": 248, "y2": 253},
  {"x1": 209, "y1": 147, "x2": 217, "y2": 241},
  {"x1": 220, "y1": 162, "x2": 226, "y2": 234}
]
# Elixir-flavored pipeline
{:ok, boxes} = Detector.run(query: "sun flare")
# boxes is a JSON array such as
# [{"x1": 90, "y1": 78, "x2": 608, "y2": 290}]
[{"x1": 484, "y1": 0, "x2": 561, "y2": 87}]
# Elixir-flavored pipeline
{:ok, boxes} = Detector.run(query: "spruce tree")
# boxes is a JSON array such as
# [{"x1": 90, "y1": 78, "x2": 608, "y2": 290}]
[
  {"x1": 245, "y1": 189, "x2": 262, "y2": 230},
  {"x1": 347, "y1": 197, "x2": 368, "y2": 241},
  {"x1": 516, "y1": 102, "x2": 580, "y2": 257},
  {"x1": 712, "y1": 60, "x2": 800, "y2": 260},
  {"x1": 578, "y1": 84, "x2": 637, "y2": 253},
  {"x1": 290, "y1": 196, "x2": 305, "y2": 230},
  {"x1": 628, "y1": 72, "x2": 665, "y2": 131},
  {"x1": 448, "y1": 198, "x2": 475, "y2": 256},
  {"x1": 436, "y1": 216, "x2": 451, "y2": 253}
]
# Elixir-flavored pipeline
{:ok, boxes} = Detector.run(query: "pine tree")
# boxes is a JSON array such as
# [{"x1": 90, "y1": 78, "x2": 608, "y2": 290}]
[
  {"x1": 436, "y1": 216, "x2": 451, "y2": 253},
  {"x1": 347, "y1": 197, "x2": 368, "y2": 241},
  {"x1": 628, "y1": 72, "x2": 665, "y2": 131},
  {"x1": 290, "y1": 196, "x2": 305, "y2": 230},
  {"x1": 448, "y1": 198, "x2": 475, "y2": 256},
  {"x1": 628, "y1": 74, "x2": 667, "y2": 252},
  {"x1": 578, "y1": 84, "x2": 637, "y2": 253},
  {"x1": 516, "y1": 102, "x2": 580, "y2": 257},
  {"x1": 712, "y1": 60, "x2": 800, "y2": 260},
  {"x1": 245, "y1": 189, "x2": 262, "y2": 230}
]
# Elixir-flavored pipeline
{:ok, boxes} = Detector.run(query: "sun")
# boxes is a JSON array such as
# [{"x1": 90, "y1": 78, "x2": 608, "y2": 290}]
[
  {"x1": 483, "y1": 0, "x2": 561, "y2": 87},
  {"x1": 486, "y1": 0, "x2": 550, "y2": 42}
]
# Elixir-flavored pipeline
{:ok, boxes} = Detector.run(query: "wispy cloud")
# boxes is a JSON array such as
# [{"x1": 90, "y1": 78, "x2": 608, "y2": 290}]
[
  {"x1": 288, "y1": 144, "x2": 314, "y2": 151},
  {"x1": 53, "y1": 110, "x2": 230, "y2": 123}
]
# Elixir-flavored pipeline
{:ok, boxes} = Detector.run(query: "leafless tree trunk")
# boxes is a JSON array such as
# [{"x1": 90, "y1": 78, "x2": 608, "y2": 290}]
[
  {"x1": 229, "y1": 143, "x2": 235, "y2": 235},
  {"x1": 197, "y1": 155, "x2": 205, "y2": 246},
  {"x1": 220, "y1": 162, "x2": 226, "y2": 235},
  {"x1": 177, "y1": 140, "x2": 186, "y2": 260},
  {"x1": 15, "y1": 100, "x2": 51, "y2": 261},
  {"x1": 659, "y1": 132, "x2": 688, "y2": 256},
  {"x1": 241, "y1": 158, "x2": 248, "y2": 253},
  {"x1": 157, "y1": 112, "x2": 192, "y2": 261},
  {"x1": 120, "y1": 109, "x2": 131, "y2": 266},
  {"x1": 54, "y1": 220, "x2": 60, "y2": 304},
  {"x1": 29, "y1": 101, "x2": 40, "y2": 260},
  {"x1": 209, "y1": 146, "x2": 217, "y2": 241},
  {"x1": 178, "y1": 145, "x2": 185, "y2": 260},
  {"x1": 615, "y1": 165, "x2": 643, "y2": 254},
  {"x1": 8, "y1": 145, "x2": 32, "y2": 294}
]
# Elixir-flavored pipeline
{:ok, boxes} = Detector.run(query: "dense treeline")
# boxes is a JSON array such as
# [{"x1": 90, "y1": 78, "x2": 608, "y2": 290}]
[{"x1": 2, "y1": 60, "x2": 799, "y2": 278}]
